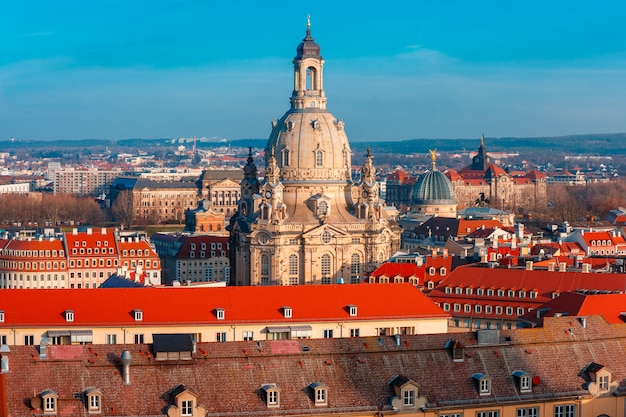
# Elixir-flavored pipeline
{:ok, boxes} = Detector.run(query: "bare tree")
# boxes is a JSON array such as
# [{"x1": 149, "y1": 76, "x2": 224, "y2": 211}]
[{"x1": 112, "y1": 190, "x2": 135, "y2": 230}]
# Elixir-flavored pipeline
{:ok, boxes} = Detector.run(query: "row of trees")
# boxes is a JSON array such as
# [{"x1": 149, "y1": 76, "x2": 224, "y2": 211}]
[
  {"x1": 530, "y1": 179, "x2": 626, "y2": 222},
  {"x1": 0, "y1": 193, "x2": 104, "y2": 228},
  {"x1": 0, "y1": 179, "x2": 624, "y2": 230}
]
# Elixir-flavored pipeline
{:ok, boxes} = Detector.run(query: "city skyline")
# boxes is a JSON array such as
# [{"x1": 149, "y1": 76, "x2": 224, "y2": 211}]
[{"x1": 2, "y1": 1, "x2": 626, "y2": 142}]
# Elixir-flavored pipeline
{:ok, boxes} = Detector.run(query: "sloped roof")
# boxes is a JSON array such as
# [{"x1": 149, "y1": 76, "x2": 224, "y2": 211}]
[
  {"x1": 6, "y1": 316, "x2": 626, "y2": 416},
  {"x1": 429, "y1": 264, "x2": 626, "y2": 320},
  {"x1": 0, "y1": 283, "x2": 447, "y2": 327},
  {"x1": 521, "y1": 291, "x2": 626, "y2": 326}
]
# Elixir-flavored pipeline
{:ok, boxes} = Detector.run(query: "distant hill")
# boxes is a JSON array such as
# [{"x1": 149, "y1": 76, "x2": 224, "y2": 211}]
[
  {"x1": 351, "y1": 133, "x2": 626, "y2": 155},
  {"x1": 1, "y1": 133, "x2": 624, "y2": 156}
]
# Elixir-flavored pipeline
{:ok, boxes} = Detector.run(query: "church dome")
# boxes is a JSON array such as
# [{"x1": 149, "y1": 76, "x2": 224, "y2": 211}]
[
  {"x1": 265, "y1": 19, "x2": 351, "y2": 183},
  {"x1": 412, "y1": 169, "x2": 456, "y2": 205},
  {"x1": 296, "y1": 25, "x2": 321, "y2": 58},
  {"x1": 412, "y1": 153, "x2": 456, "y2": 207}
]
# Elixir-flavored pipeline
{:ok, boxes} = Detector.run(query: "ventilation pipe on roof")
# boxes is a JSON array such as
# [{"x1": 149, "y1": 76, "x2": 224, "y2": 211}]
[
  {"x1": 559, "y1": 262, "x2": 567, "y2": 272},
  {"x1": 101, "y1": 227, "x2": 107, "y2": 235},
  {"x1": 121, "y1": 350, "x2": 132, "y2": 385},
  {"x1": 548, "y1": 262, "x2": 555, "y2": 272},
  {"x1": 432, "y1": 248, "x2": 437, "y2": 258},
  {"x1": 526, "y1": 261, "x2": 533, "y2": 271},
  {"x1": 443, "y1": 248, "x2": 448, "y2": 258},
  {"x1": 582, "y1": 263, "x2": 591, "y2": 273},
  {"x1": 480, "y1": 253, "x2": 488, "y2": 263}
]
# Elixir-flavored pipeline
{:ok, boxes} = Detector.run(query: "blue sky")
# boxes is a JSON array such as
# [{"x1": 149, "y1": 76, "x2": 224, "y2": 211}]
[{"x1": 2, "y1": 1, "x2": 626, "y2": 142}]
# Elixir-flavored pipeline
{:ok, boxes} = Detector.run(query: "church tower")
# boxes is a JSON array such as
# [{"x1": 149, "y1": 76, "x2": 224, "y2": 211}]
[{"x1": 229, "y1": 19, "x2": 401, "y2": 286}]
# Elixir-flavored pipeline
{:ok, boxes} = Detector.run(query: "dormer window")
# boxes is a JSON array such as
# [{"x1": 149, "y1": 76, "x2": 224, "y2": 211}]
[
  {"x1": 216, "y1": 308, "x2": 225, "y2": 320},
  {"x1": 389, "y1": 375, "x2": 420, "y2": 410},
  {"x1": 317, "y1": 200, "x2": 328, "y2": 216},
  {"x1": 429, "y1": 267, "x2": 435, "y2": 276},
  {"x1": 168, "y1": 384, "x2": 206, "y2": 417},
  {"x1": 440, "y1": 267, "x2": 447, "y2": 276},
  {"x1": 65, "y1": 310, "x2": 74, "y2": 322},
  {"x1": 0, "y1": 310, "x2": 4, "y2": 323},
  {"x1": 261, "y1": 384, "x2": 281, "y2": 408},
  {"x1": 472, "y1": 373, "x2": 492, "y2": 395},
  {"x1": 283, "y1": 306, "x2": 292, "y2": 319},
  {"x1": 133, "y1": 309, "x2": 143, "y2": 321},
  {"x1": 446, "y1": 339, "x2": 464, "y2": 362},
  {"x1": 309, "y1": 382, "x2": 328, "y2": 406},
  {"x1": 84, "y1": 388, "x2": 102, "y2": 414},
  {"x1": 585, "y1": 362, "x2": 612, "y2": 394},
  {"x1": 40, "y1": 390, "x2": 59, "y2": 415},
  {"x1": 465, "y1": 287, "x2": 472, "y2": 295},
  {"x1": 445, "y1": 287, "x2": 452, "y2": 294},
  {"x1": 513, "y1": 371, "x2": 532, "y2": 393},
  {"x1": 348, "y1": 304, "x2": 357, "y2": 317}
]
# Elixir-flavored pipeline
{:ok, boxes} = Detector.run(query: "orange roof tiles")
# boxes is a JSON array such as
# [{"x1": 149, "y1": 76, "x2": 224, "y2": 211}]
[
  {"x1": 522, "y1": 291, "x2": 626, "y2": 326},
  {"x1": 0, "y1": 283, "x2": 448, "y2": 327}
]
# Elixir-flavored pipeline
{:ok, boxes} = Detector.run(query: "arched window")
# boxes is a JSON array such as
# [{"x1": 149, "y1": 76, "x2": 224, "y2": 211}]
[
  {"x1": 350, "y1": 253, "x2": 361, "y2": 284},
  {"x1": 282, "y1": 148, "x2": 290, "y2": 166},
  {"x1": 321, "y1": 254, "x2": 331, "y2": 284},
  {"x1": 261, "y1": 254, "x2": 270, "y2": 277},
  {"x1": 315, "y1": 150, "x2": 323, "y2": 167},
  {"x1": 306, "y1": 67, "x2": 317, "y2": 90},
  {"x1": 289, "y1": 254, "x2": 298, "y2": 276}
]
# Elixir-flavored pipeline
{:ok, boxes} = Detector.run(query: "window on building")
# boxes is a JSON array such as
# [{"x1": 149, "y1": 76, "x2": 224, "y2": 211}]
[
  {"x1": 317, "y1": 201, "x2": 328, "y2": 216},
  {"x1": 106, "y1": 334, "x2": 117, "y2": 344},
  {"x1": 321, "y1": 254, "x2": 331, "y2": 284},
  {"x1": 43, "y1": 395, "x2": 57, "y2": 414},
  {"x1": 216, "y1": 308, "x2": 225, "y2": 320},
  {"x1": 323, "y1": 329, "x2": 333, "y2": 338},
  {"x1": 350, "y1": 328, "x2": 360, "y2": 337},
  {"x1": 315, "y1": 387, "x2": 327, "y2": 405},
  {"x1": 554, "y1": 404, "x2": 575, "y2": 417},
  {"x1": 181, "y1": 400, "x2": 193, "y2": 416},
  {"x1": 350, "y1": 253, "x2": 361, "y2": 283},
  {"x1": 243, "y1": 331, "x2": 253, "y2": 341},
  {"x1": 403, "y1": 389, "x2": 415, "y2": 407},
  {"x1": 289, "y1": 254, "x2": 298, "y2": 275},
  {"x1": 315, "y1": 150, "x2": 323, "y2": 166},
  {"x1": 134, "y1": 334, "x2": 144, "y2": 344},
  {"x1": 477, "y1": 411, "x2": 499, "y2": 417},
  {"x1": 217, "y1": 332, "x2": 227, "y2": 342},
  {"x1": 24, "y1": 335, "x2": 34, "y2": 345},
  {"x1": 599, "y1": 374, "x2": 610, "y2": 391},
  {"x1": 87, "y1": 392, "x2": 101, "y2": 412}
]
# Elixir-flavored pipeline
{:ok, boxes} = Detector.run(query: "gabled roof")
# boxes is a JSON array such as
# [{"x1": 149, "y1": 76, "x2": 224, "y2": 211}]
[{"x1": 0, "y1": 283, "x2": 448, "y2": 327}]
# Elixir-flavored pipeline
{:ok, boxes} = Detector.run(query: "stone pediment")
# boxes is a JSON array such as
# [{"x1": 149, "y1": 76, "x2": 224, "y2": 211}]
[
  {"x1": 301, "y1": 224, "x2": 350, "y2": 239},
  {"x1": 210, "y1": 178, "x2": 240, "y2": 188}
]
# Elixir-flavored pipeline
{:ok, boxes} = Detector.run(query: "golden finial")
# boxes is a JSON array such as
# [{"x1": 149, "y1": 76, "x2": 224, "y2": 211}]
[{"x1": 429, "y1": 149, "x2": 437, "y2": 169}]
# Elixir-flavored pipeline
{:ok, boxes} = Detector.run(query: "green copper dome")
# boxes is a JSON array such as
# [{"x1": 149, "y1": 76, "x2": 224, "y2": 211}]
[{"x1": 412, "y1": 170, "x2": 456, "y2": 205}]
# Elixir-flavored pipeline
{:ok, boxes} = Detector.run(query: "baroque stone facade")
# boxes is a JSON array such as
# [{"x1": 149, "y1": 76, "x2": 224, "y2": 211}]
[
  {"x1": 229, "y1": 22, "x2": 401, "y2": 286},
  {"x1": 445, "y1": 136, "x2": 547, "y2": 212}
]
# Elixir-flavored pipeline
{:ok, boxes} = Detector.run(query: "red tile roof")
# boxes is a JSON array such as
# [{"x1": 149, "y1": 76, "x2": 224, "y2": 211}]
[
  {"x1": 4, "y1": 316, "x2": 626, "y2": 416},
  {"x1": 429, "y1": 265, "x2": 626, "y2": 320},
  {"x1": 0, "y1": 283, "x2": 448, "y2": 327},
  {"x1": 521, "y1": 291, "x2": 626, "y2": 326}
]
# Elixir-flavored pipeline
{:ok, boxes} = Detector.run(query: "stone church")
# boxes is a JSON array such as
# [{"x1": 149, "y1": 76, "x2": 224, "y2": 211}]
[{"x1": 228, "y1": 21, "x2": 401, "y2": 286}]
